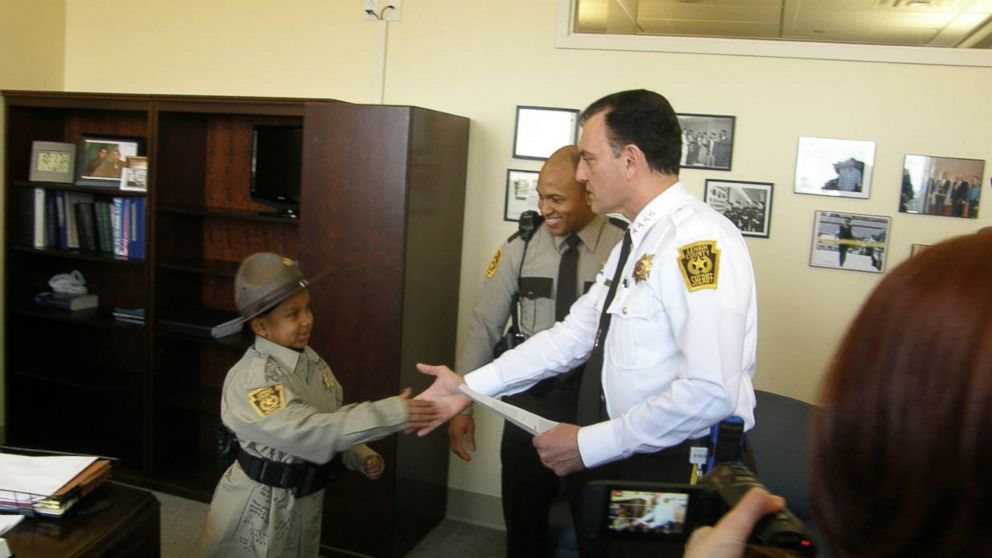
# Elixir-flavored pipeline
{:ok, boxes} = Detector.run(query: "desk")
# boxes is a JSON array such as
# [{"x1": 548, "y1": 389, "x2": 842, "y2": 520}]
[{"x1": 6, "y1": 483, "x2": 160, "y2": 557}]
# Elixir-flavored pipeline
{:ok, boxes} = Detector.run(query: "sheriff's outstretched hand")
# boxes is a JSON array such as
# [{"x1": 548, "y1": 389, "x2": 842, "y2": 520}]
[{"x1": 414, "y1": 363, "x2": 471, "y2": 437}]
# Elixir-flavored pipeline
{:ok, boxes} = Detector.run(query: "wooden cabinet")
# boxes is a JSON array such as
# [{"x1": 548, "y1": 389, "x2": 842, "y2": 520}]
[{"x1": 3, "y1": 91, "x2": 469, "y2": 557}]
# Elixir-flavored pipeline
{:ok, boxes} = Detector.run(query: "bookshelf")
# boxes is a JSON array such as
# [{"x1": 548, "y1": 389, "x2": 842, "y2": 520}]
[{"x1": 3, "y1": 91, "x2": 469, "y2": 557}]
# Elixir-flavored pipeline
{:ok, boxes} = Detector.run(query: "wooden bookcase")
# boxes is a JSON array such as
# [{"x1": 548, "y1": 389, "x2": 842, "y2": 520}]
[{"x1": 3, "y1": 91, "x2": 469, "y2": 557}]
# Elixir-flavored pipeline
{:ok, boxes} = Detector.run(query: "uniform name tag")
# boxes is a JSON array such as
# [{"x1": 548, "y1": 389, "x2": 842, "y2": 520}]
[
  {"x1": 248, "y1": 384, "x2": 287, "y2": 417},
  {"x1": 677, "y1": 241, "x2": 720, "y2": 292},
  {"x1": 689, "y1": 446, "x2": 709, "y2": 466}
]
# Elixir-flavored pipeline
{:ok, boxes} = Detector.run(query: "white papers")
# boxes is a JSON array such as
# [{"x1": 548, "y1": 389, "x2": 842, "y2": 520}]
[
  {"x1": 0, "y1": 515, "x2": 23, "y2": 536},
  {"x1": 0, "y1": 454, "x2": 97, "y2": 497},
  {"x1": 459, "y1": 384, "x2": 559, "y2": 435}
]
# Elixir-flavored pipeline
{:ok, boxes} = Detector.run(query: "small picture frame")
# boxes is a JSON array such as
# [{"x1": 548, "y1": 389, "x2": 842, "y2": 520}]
[
  {"x1": 29, "y1": 141, "x2": 76, "y2": 183},
  {"x1": 76, "y1": 135, "x2": 143, "y2": 188},
  {"x1": 504, "y1": 169, "x2": 540, "y2": 222},
  {"x1": 120, "y1": 156, "x2": 149, "y2": 192},
  {"x1": 810, "y1": 210, "x2": 891, "y2": 273},
  {"x1": 899, "y1": 154, "x2": 984, "y2": 218},
  {"x1": 703, "y1": 179, "x2": 773, "y2": 238},
  {"x1": 678, "y1": 114, "x2": 735, "y2": 171},
  {"x1": 512, "y1": 106, "x2": 579, "y2": 160},
  {"x1": 794, "y1": 137, "x2": 876, "y2": 199},
  {"x1": 910, "y1": 243, "x2": 931, "y2": 257}
]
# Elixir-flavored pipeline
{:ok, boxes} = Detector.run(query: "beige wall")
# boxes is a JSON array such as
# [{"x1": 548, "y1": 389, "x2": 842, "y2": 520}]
[
  {"x1": 5, "y1": 0, "x2": 990, "y2": 504},
  {"x1": 0, "y1": 0, "x2": 66, "y2": 432}
]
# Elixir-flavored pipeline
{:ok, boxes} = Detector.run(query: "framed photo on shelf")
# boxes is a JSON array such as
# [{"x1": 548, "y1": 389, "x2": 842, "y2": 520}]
[
  {"x1": 504, "y1": 169, "x2": 540, "y2": 222},
  {"x1": 794, "y1": 136, "x2": 876, "y2": 199},
  {"x1": 677, "y1": 113, "x2": 735, "y2": 171},
  {"x1": 512, "y1": 106, "x2": 579, "y2": 160},
  {"x1": 75, "y1": 135, "x2": 143, "y2": 188},
  {"x1": 810, "y1": 210, "x2": 891, "y2": 273},
  {"x1": 899, "y1": 154, "x2": 984, "y2": 218},
  {"x1": 120, "y1": 156, "x2": 149, "y2": 192},
  {"x1": 29, "y1": 141, "x2": 76, "y2": 183},
  {"x1": 703, "y1": 179, "x2": 773, "y2": 238}
]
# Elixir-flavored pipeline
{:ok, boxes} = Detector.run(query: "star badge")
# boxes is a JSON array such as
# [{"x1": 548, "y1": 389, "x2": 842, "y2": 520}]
[{"x1": 633, "y1": 254, "x2": 654, "y2": 283}]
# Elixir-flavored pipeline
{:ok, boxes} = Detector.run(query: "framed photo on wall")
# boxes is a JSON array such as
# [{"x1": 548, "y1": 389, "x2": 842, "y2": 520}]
[
  {"x1": 504, "y1": 169, "x2": 540, "y2": 221},
  {"x1": 75, "y1": 135, "x2": 143, "y2": 188},
  {"x1": 29, "y1": 141, "x2": 76, "y2": 183},
  {"x1": 703, "y1": 179, "x2": 773, "y2": 238},
  {"x1": 899, "y1": 154, "x2": 984, "y2": 218},
  {"x1": 810, "y1": 210, "x2": 891, "y2": 273},
  {"x1": 678, "y1": 113, "x2": 735, "y2": 171},
  {"x1": 512, "y1": 106, "x2": 579, "y2": 160},
  {"x1": 794, "y1": 137, "x2": 876, "y2": 199},
  {"x1": 910, "y1": 243, "x2": 931, "y2": 257}
]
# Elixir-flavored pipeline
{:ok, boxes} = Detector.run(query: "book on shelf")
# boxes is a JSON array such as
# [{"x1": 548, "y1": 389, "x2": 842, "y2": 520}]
[
  {"x1": 158, "y1": 306, "x2": 244, "y2": 338},
  {"x1": 17, "y1": 187, "x2": 46, "y2": 248},
  {"x1": 33, "y1": 291, "x2": 99, "y2": 311}
]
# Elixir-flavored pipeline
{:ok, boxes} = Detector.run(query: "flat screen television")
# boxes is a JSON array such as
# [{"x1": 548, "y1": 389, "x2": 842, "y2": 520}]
[{"x1": 250, "y1": 125, "x2": 302, "y2": 219}]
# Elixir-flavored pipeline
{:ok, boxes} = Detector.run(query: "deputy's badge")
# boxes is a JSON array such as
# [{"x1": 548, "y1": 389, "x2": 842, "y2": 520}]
[
  {"x1": 248, "y1": 384, "x2": 287, "y2": 417},
  {"x1": 322, "y1": 368, "x2": 336, "y2": 391},
  {"x1": 485, "y1": 249, "x2": 502, "y2": 278},
  {"x1": 677, "y1": 241, "x2": 720, "y2": 292},
  {"x1": 633, "y1": 254, "x2": 654, "y2": 283}
]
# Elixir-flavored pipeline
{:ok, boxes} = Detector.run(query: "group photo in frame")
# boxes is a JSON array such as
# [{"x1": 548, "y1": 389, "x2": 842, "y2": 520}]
[
  {"x1": 504, "y1": 169, "x2": 540, "y2": 222},
  {"x1": 703, "y1": 179, "x2": 773, "y2": 238},
  {"x1": 810, "y1": 210, "x2": 891, "y2": 273},
  {"x1": 677, "y1": 113, "x2": 735, "y2": 171},
  {"x1": 899, "y1": 154, "x2": 984, "y2": 218},
  {"x1": 512, "y1": 106, "x2": 579, "y2": 160},
  {"x1": 794, "y1": 136, "x2": 876, "y2": 199},
  {"x1": 29, "y1": 141, "x2": 76, "y2": 183},
  {"x1": 76, "y1": 135, "x2": 143, "y2": 188}
]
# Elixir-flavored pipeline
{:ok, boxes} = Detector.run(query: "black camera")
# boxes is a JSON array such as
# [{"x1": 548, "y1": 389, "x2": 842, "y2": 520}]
[{"x1": 583, "y1": 462, "x2": 816, "y2": 556}]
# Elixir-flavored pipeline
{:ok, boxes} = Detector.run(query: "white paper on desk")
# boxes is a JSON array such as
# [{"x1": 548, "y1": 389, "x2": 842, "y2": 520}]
[
  {"x1": 0, "y1": 515, "x2": 23, "y2": 536},
  {"x1": 459, "y1": 384, "x2": 559, "y2": 435},
  {"x1": 0, "y1": 454, "x2": 97, "y2": 498}
]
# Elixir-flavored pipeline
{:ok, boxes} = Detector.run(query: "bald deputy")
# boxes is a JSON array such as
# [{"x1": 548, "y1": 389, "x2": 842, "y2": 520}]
[{"x1": 449, "y1": 145, "x2": 625, "y2": 557}]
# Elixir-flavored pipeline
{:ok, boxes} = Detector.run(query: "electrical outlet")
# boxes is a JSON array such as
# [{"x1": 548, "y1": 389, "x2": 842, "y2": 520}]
[{"x1": 363, "y1": 0, "x2": 402, "y2": 21}]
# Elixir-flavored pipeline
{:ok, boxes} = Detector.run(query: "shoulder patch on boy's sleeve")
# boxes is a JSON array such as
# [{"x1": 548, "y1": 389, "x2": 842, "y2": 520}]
[
  {"x1": 248, "y1": 384, "x2": 287, "y2": 417},
  {"x1": 677, "y1": 241, "x2": 720, "y2": 292},
  {"x1": 485, "y1": 249, "x2": 503, "y2": 278}
]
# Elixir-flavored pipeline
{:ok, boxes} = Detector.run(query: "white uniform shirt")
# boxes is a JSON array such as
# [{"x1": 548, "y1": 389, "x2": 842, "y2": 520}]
[{"x1": 465, "y1": 183, "x2": 757, "y2": 468}]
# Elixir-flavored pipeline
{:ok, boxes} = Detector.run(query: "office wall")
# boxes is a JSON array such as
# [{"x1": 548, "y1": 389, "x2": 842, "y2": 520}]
[
  {"x1": 0, "y1": 0, "x2": 67, "y2": 431},
  {"x1": 47, "y1": 0, "x2": 992, "y2": 512}
]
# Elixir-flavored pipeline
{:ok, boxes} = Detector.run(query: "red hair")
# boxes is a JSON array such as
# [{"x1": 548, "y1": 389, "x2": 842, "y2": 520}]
[{"x1": 812, "y1": 231, "x2": 992, "y2": 557}]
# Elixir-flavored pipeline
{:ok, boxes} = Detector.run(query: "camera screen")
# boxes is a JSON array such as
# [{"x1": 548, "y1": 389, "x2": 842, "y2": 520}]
[{"x1": 606, "y1": 490, "x2": 691, "y2": 535}]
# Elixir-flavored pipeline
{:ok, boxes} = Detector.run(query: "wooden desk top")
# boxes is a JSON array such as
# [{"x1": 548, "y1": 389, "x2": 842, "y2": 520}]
[{"x1": 6, "y1": 482, "x2": 161, "y2": 558}]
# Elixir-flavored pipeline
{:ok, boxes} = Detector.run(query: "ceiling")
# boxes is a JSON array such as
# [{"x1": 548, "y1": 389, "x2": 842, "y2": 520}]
[{"x1": 574, "y1": 0, "x2": 992, "y2": 48}]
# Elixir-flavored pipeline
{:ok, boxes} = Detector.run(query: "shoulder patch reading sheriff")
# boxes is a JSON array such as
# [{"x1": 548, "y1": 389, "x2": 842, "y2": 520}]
[
  {"x1": 485, "y1": 249, "x2": 502, "y2": 278},
  {"x1": 248, "y1": 384, "x2": 287, "y2": 417},
  {"x1": 677, "y1": 241, "x2": 720, "y2": 292}
]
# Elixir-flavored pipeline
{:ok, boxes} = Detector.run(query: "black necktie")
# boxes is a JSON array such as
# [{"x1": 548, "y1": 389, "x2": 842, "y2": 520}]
[
  {"x1": 555, "y1": 234, "x2": 581, "y2": 322},
  {"x1": 577, "y1": 231, "x2": 632, "y2": 426}
]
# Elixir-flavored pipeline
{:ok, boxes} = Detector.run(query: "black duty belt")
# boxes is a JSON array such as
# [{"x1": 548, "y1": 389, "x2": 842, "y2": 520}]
[{"x1": 236, "y1": 449, "x2": 344, "y2": 497}]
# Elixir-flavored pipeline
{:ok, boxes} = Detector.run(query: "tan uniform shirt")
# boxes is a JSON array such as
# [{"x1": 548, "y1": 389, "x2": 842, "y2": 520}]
[{"x1": 202, "y1": 336, "x2": 408, "y2": 557}]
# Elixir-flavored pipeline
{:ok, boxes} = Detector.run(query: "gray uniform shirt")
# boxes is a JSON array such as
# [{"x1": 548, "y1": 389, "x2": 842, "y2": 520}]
[
  {"x1": 458, "y1": 215, "x2": 627, "y2": 374},
  {"x1": 202, "y1": 336, "x2": 408, "y2": 558}
]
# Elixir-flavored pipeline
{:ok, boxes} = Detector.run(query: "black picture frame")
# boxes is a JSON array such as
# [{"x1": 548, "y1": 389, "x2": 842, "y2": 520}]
[
  {"x1": 29, "y1": 141, "x2": 76, "y2": 183},
  {"x1": 512, "y1": 106, "x2": 579, "y2": 161},
  {"x1": 75, "y1": 134, "x2": 144, "y2": 188},
  {"x1": 809, "y1": 210, "x2": 891, "y2": 274},
  {"x1": 504, "y1": 169, "x2": 540, "y2": 222},
  {"x1": 703, "y1": 179, "x2": 773, "y2": 238},
  {"x1": 677, "y1": 113, "x2": 735, "y2": 171},
  {"x1": 899, "y1": 153, "x2": 984, "y2": 218}
]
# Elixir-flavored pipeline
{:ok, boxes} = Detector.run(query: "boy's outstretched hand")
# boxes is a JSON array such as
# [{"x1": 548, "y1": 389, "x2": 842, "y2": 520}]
[
  {"x1": 363, "y1": 455, "x2": 384, "y2": 480},
  {"x1": 399, "y1": 388, "x2": 438, "y2": 433},
  {"x1": 413, "y1": 363, "x2": 471, "y2": 437}
]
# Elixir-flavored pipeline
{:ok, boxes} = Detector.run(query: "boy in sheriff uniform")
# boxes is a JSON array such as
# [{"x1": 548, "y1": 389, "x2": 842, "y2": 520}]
[{"x1": 201, "y1": 252, "x2": 437, "y2": 557}]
